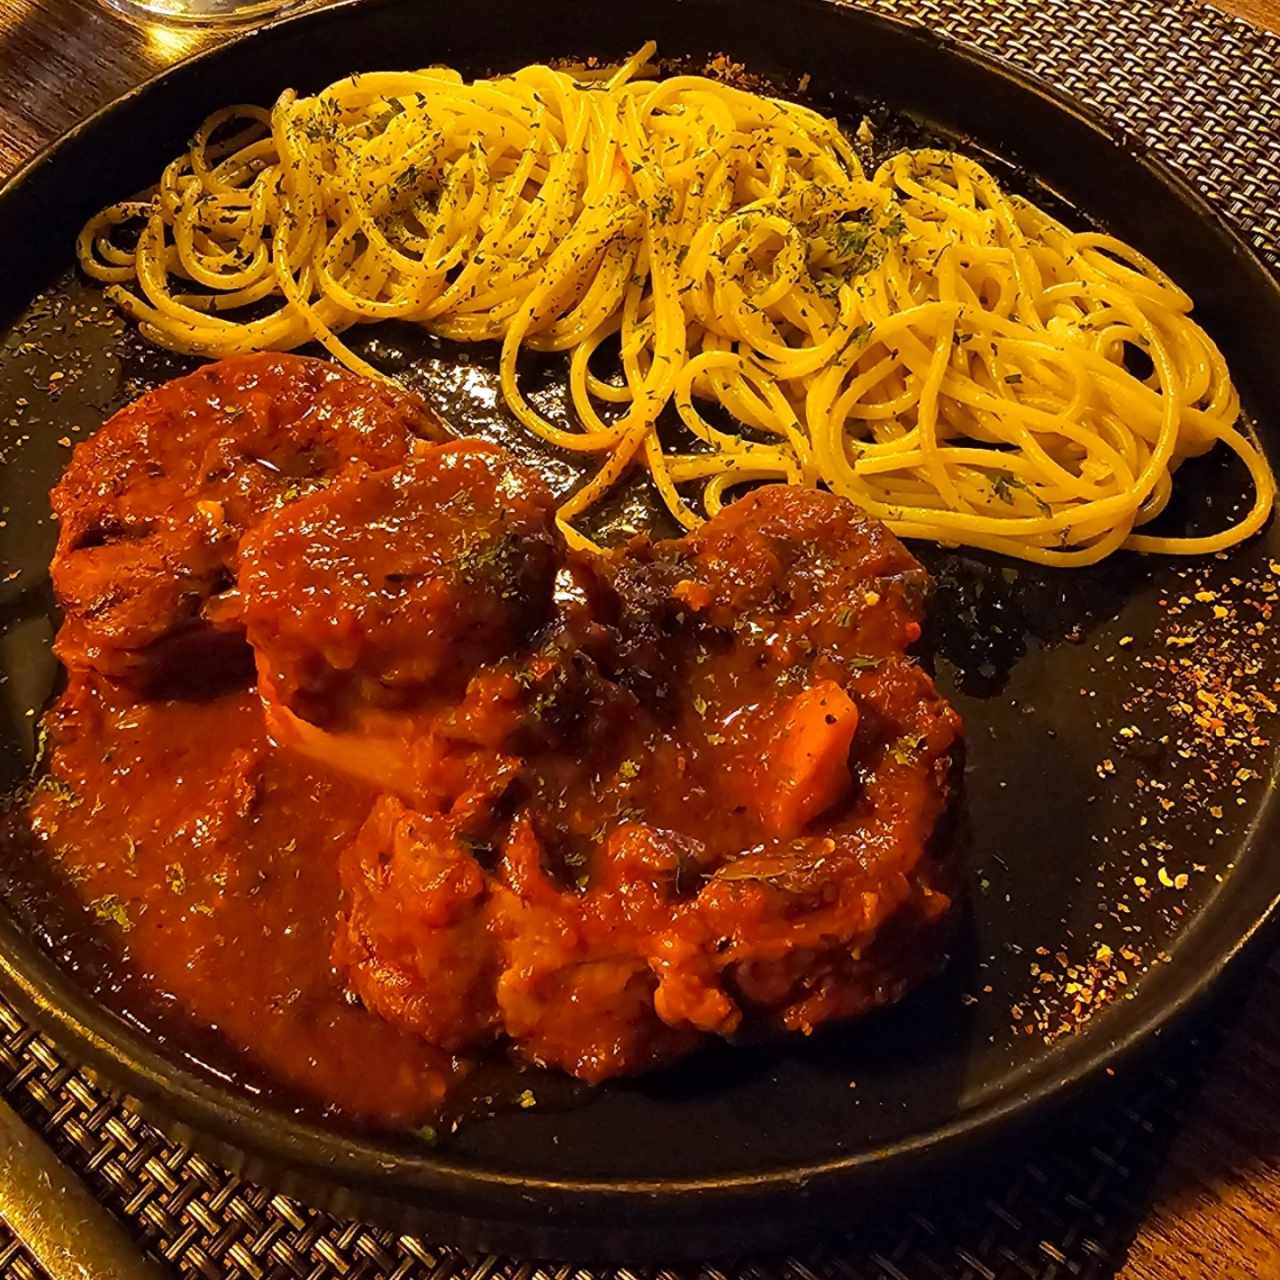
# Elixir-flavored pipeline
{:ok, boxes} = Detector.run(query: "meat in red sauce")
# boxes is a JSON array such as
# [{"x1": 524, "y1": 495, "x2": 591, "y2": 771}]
[
  {"x1": 50, "y1": 353, "x2": 443, "y2": 688},
  {"x1": 23, "y1": 355, "x2": 962, "y2": 1120}
]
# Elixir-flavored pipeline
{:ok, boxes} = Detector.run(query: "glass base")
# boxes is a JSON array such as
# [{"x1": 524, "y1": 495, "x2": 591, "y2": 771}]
[{"x1": 103, "y1": 0, "x2": 307, "y2": 28}]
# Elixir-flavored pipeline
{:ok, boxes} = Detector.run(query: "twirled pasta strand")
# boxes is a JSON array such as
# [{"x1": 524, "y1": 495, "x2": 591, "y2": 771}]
[{"x1": 77, "y1": 43, "x2": 1274, "y2": 563}]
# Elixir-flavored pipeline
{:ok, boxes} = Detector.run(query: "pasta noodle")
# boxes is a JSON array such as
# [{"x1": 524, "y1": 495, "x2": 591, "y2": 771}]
[{"x1": 77, "y1": 43, "x2": 1275, "y2": 563}]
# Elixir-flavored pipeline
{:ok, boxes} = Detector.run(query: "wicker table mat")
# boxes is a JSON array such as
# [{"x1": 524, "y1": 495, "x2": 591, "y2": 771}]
[{"x1": 2, "y1": 0, "x2": 1278, "y2": 1276}]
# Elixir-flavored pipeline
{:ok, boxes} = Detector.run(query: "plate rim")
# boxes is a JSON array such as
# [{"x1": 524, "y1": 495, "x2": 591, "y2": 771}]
[{"x1": 1, "y1": 0, "x2": 1278, "y2": 1254}]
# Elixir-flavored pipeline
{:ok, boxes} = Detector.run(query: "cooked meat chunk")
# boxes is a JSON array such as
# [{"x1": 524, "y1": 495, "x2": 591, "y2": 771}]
[
  {"x1": 597, "y1": 484, "x2": 930, "y2": 696},
  {"x1": 236, "y1": 442, "x2": 564, "y2": 812},
  {"x1": 50, "y1": 354, "x2": 443, "y2": 686},
  {"x1": 43, "y1": 349, "x2": 962, "y2": 1095},
  {"x1": 334, "y1": 795, "x2": 502, "y2": 1052},
  {"x1": 320, "y1": 482, "x2": 963, "y2": 1081},
  {"x1": 237, "y1": 442, "x2": 559, "y2": 725},
  {"x1": 493, "y1": 816, "x2": 706, "y2": 1082}
]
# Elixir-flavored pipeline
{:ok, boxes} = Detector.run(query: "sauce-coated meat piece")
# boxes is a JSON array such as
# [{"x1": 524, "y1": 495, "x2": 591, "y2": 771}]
[
  {"x1": 599, "y1": 484, "x2": 929, "y2": 696},
  {"x1": 50, "y1": 354, "x2": 443, "y2": 687},
  {"x1": 236, "y1": 442, "x2": 562, "y2": 807},
  {"x1": 32, "y1": 353, "x2": 964, "y2": 1112},
  {"x1": 334, "y1": 795, "x2": 502, "y2": 1052},
  {"x1": 238, "y1": 442, "x2": 559, "y2": 724},
  {"x1": 320, "y1": 482, "x2": 962, "y2": 1082}
]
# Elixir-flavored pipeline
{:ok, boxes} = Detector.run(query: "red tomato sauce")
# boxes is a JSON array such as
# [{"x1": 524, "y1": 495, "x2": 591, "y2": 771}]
[{"x1": 19, "y1": 677, "x2": 457, "y2": 1127}]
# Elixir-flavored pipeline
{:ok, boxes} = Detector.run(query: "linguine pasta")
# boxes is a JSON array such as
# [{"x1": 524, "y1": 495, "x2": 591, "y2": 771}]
[{"x1": 77, "y1": 42, "x2": 1275, "y2": 563}]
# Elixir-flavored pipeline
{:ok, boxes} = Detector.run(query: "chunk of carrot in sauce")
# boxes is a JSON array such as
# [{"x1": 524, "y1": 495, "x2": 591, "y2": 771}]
[{"x1": 760, "y1": 680, "x2": 860, "y2": 838}]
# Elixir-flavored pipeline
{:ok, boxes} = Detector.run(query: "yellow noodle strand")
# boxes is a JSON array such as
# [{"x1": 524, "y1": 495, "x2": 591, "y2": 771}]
[{"x1": 78, "y1": 46, "x2": 1274, "y2": 564}]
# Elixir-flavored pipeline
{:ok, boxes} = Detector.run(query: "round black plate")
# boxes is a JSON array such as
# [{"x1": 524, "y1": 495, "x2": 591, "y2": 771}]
[{"x1": 1, "y1": 0, "x2": 1278, "y2": 1259}]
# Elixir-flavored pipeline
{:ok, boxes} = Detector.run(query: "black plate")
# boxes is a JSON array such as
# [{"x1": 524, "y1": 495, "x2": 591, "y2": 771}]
[{"x1": 1, "y1": 0, "x2": 1278, "y2": 1260}]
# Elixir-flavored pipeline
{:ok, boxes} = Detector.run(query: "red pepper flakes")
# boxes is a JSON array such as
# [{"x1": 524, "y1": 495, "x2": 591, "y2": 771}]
[{"x1": 1003, "y1": 557, "x2": 1278, "y2": 1046}]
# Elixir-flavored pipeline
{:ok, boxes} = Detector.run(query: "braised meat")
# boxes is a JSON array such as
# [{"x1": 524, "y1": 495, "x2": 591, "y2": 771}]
[
  {"x1": 235, "y1": 443, "x2": 566, "y2": 808},
  {"x1": 34, "y1": 355, "x2": 963, "y2": 1109},
  {"x1": 240, "y1": 458, "x2": 962, "y2": 1082},
  {"x1": 50, "y1": 353, "x2": 443, "y2": 686},
  {"x1": 238, "y1": 442, "x2": 560, "y2": 723}
]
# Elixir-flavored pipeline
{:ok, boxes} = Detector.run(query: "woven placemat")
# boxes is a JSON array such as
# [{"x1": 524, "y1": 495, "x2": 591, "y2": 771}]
[
  {"x1": 2, "y1": 0, "x2": 1278, "y2": 1276},
  {"x1": 0, "y1": 989, "x2": 1232, "y2": 1280}
]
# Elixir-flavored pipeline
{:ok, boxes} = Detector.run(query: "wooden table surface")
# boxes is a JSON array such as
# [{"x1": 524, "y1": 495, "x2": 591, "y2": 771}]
[{"x1": 1, "y1": 0, "x2": 1278, "y2": 1276}]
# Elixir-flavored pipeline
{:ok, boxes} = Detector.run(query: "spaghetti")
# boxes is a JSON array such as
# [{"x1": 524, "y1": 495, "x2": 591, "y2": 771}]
[{"x1": 77, "y1": 43, "x2": 1275, "y2": 563}]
